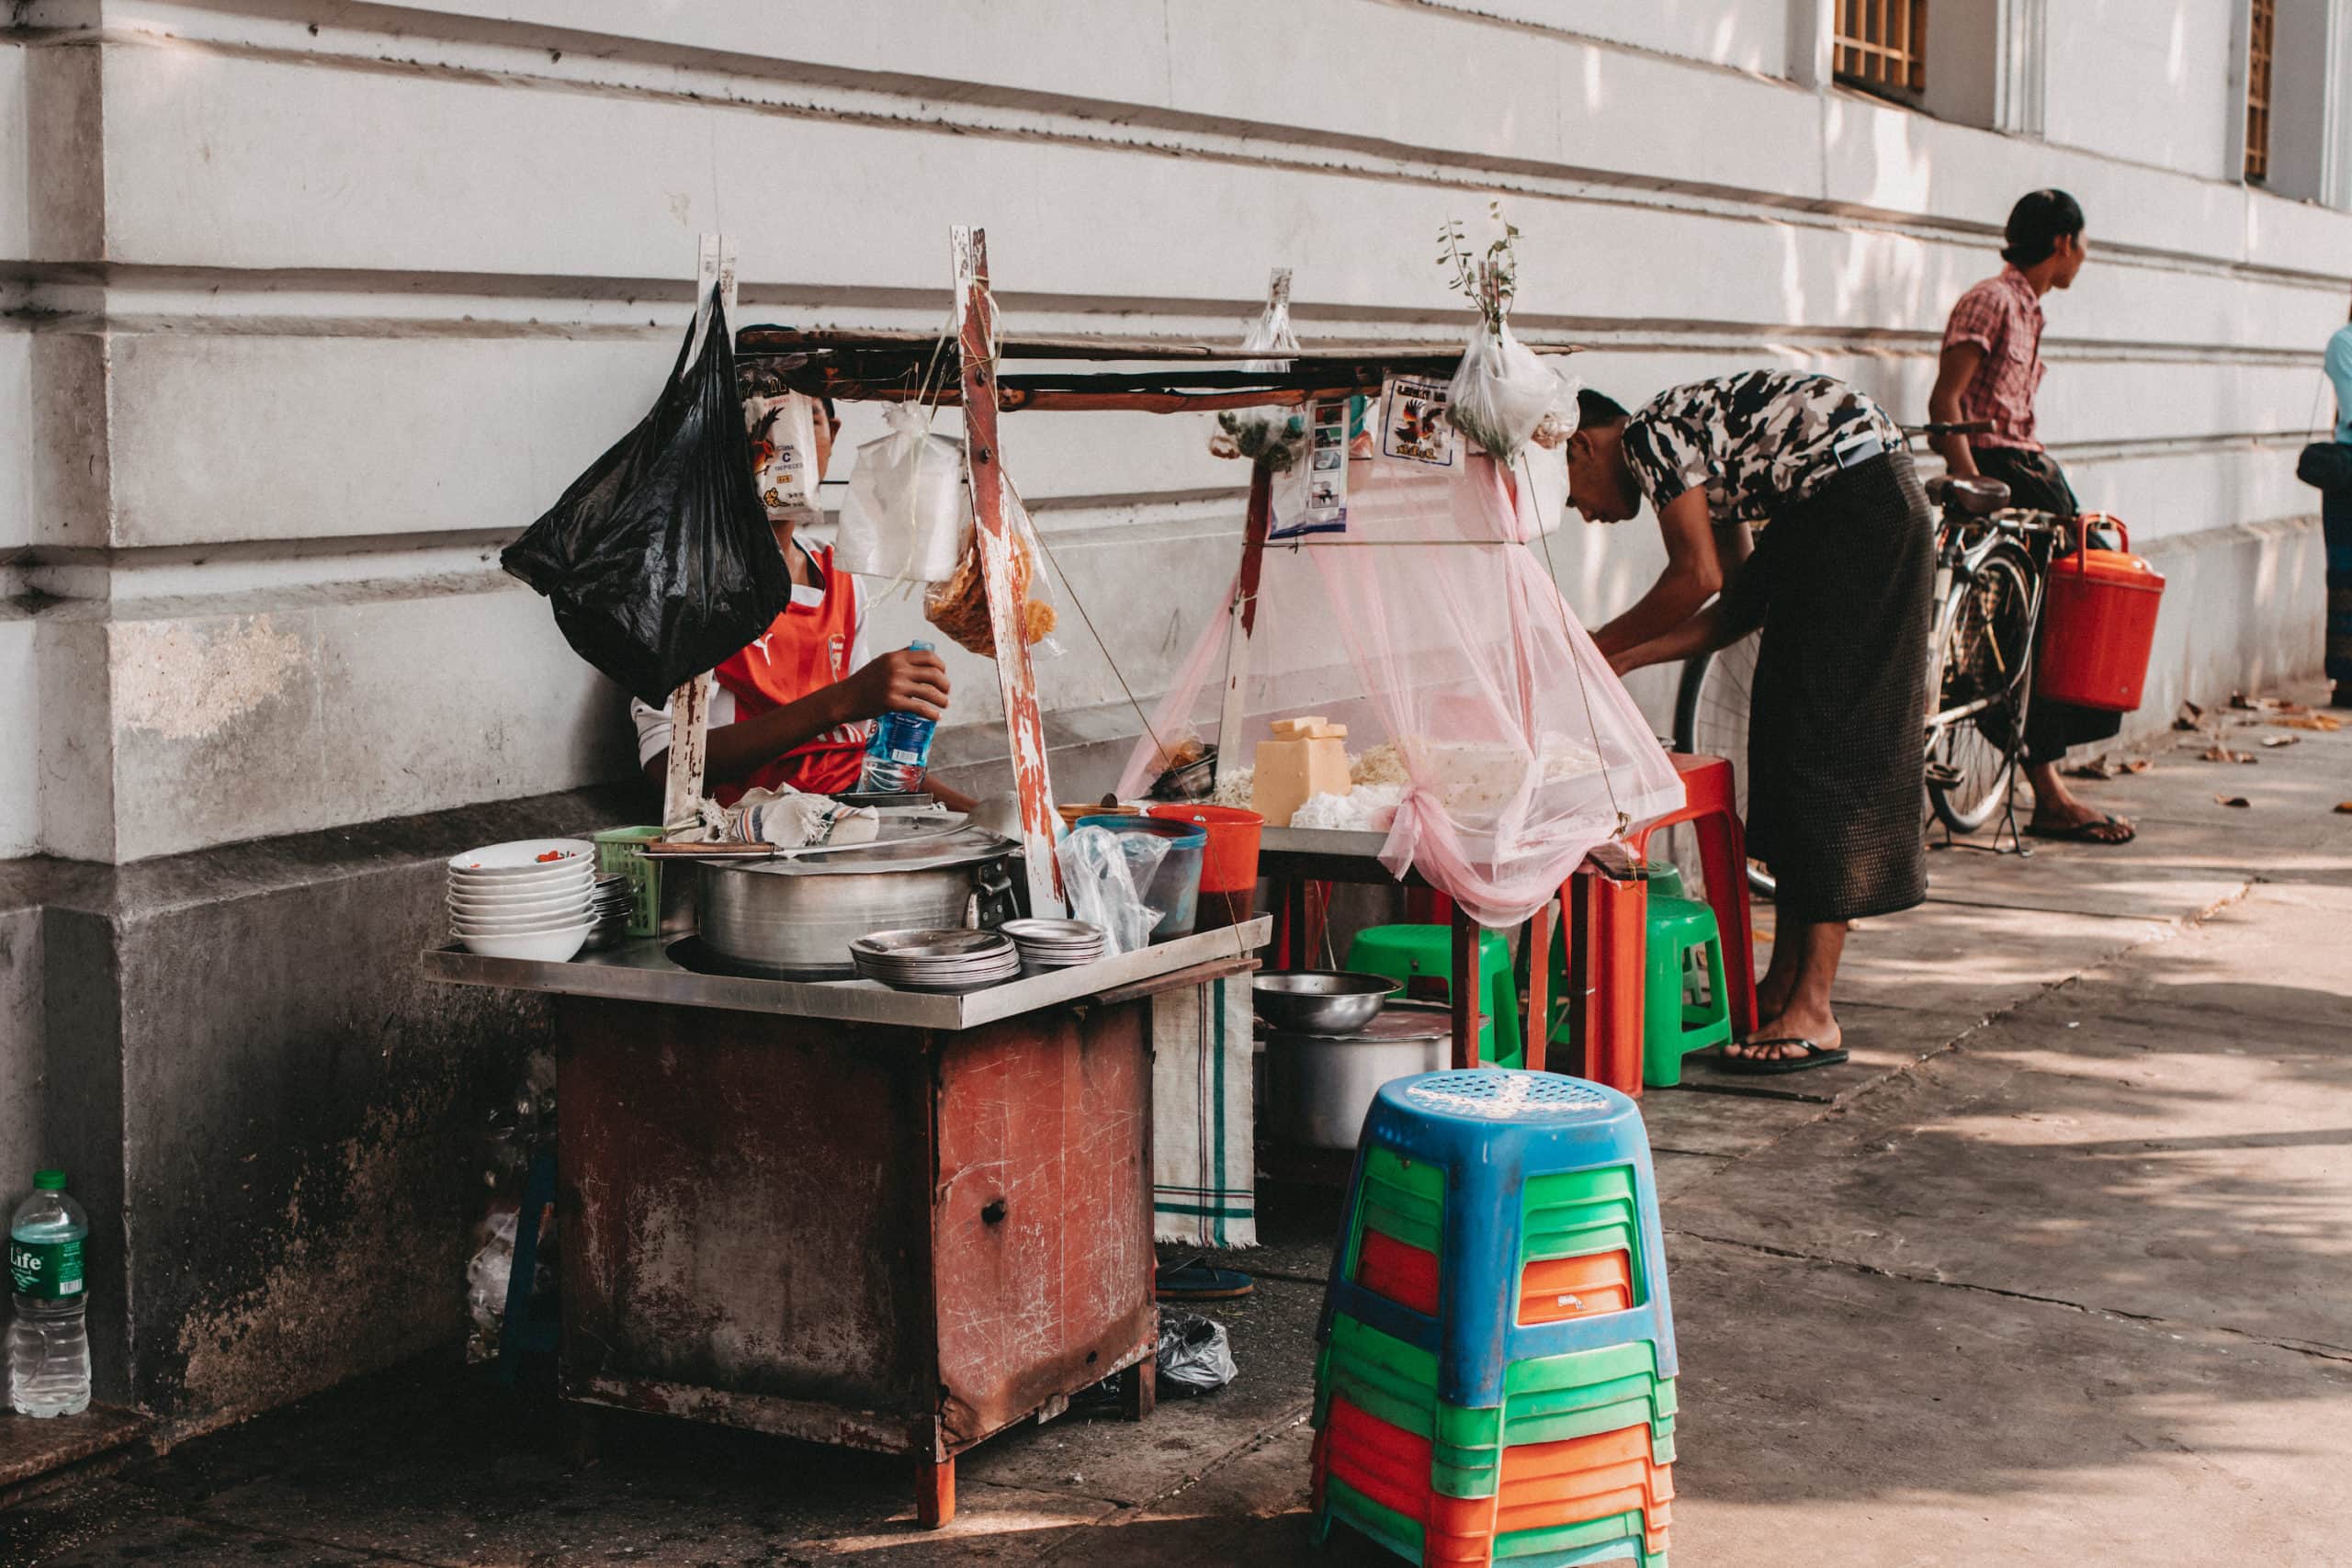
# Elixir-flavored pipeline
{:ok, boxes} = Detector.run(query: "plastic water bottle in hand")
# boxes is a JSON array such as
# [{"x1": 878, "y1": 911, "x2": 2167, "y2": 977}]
[
  {"x1": 10, "y1": 1169, "x2": 91, "y2": 1417},
  {"x1": 858, "y1": 640, "x2": 941, "y2": 795}
]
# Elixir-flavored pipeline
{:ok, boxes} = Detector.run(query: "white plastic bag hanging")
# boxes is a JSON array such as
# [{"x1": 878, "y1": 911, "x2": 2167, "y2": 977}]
[
  {"x1": 1446, "y1": 319, "x2": 1573, "y2": 465},
  {"x1": 744, "y1": 390, "x2": 822, "y2": 525},
  {"x1": 838, "y1": 404, "x2": 971, "y2": 583}
]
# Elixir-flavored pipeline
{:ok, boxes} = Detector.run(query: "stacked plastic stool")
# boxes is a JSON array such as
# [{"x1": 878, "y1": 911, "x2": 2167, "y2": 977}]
[{"x1": 1311, "y1": 1069, "x2": 1677, "y2": 1568}]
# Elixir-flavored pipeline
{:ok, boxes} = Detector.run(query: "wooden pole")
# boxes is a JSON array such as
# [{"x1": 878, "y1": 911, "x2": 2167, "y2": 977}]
[
  {"x1": 662, "y1": 233, "x2": 738, "y2": 830},
  {"x1": 954, "y1": 227, "x2": 1065, "y2": 916}
]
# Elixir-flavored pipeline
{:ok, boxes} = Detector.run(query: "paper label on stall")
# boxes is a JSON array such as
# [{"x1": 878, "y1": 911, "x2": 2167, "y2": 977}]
[
  {"x1": 1379, "y1": 376, "x2": 1458, "y2": 468},
  {"x1": 1270, "y1": 397, "x2": 1351, "y2": 540}
]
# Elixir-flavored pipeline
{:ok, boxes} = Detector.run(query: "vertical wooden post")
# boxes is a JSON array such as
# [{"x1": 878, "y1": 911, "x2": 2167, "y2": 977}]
[
  {"x1": 662, "y1": 234, "x2": 738, "y2": 830},
  {"x1": 1450, "y1": 909, "x2": 1483, "y2": 1071},
  {"x1": 953, "y1": 226, "x2": 1065, "y2": 916},
  {"x1": 1214, "y1": 268, "x2": 1290, "y2": 778},
  {"x1": 1523, "y1": 904, "x2": 1551, "y2": 1074}
]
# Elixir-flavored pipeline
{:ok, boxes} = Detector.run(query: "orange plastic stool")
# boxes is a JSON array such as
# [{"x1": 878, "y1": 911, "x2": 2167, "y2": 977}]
[
  {"x1": 1629, "y1": 753, "x2": 1759, "y2": 1038},
  {"x1": 1555, "y1": 851, "x2": 1648, "y2": 1096}
]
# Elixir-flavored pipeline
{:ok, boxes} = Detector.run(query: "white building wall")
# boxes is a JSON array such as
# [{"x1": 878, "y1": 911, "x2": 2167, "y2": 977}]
[{"x1": 3, "y1": 0, "x2": 2345, "y2": 863}]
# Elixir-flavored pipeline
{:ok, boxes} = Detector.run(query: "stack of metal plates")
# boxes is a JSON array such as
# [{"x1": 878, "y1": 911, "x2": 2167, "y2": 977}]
[
  {"x1": 1000, "y1": 918, "x2": 1110, "y2": 976},
  {"x1": 849, "y1": 928, "x2": 1022, "y2": 994},
  {"x1": 583, "y1": 873, "x2": 636, "y2": 951}
]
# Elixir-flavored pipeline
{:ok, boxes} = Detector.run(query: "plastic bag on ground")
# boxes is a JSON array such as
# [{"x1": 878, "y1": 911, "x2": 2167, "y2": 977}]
[
  {"x1": 838, "y1": 403, "x2": 971, "y2": 583},
  {"x1": 1157, "y1": 1309, "x2": 1238, "y2": 1394},
  {"x1": 1446, "y1": 319, "x2": 1575, "y2": 464},
  {"x1": 1057, "y1": 825, "x2": 1168, "y2": 954},
  {"x1": 502, "y1": 289, "x2": 792, "y2": 706}
]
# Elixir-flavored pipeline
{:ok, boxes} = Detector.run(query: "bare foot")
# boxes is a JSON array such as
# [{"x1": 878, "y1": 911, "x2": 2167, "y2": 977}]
[{"x1": 2027, "y1": 806, "x2": 2135, "y2": 843}]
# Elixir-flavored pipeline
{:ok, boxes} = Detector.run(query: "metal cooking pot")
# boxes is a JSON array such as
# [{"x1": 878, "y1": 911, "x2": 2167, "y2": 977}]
[
  {"x1": 1263, "y1": 1002, "x2": 1451, "y2": 1149},
  {"x1": 695, "y1": 826, "x2": 1021, "y2": 978}
]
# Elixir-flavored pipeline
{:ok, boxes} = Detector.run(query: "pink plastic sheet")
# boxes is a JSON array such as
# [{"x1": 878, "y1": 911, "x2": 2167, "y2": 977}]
[{"x1": 1120, "y1": 453, "x2": 1683, "y2": 928}]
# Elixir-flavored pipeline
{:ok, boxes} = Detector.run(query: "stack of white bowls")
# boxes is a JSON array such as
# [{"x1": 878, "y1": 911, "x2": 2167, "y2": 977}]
[
  {"x1": 850, "y1": 929, "x2": 1022, "y2": 994},
  {"x1": 447, "y1": 839, "x2": 597, "y2": 960}
]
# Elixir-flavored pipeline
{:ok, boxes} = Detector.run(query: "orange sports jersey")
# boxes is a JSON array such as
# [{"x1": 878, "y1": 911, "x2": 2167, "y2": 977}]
[{"x1": 709, "y1": 545, "x2": 871, "y2": 802}]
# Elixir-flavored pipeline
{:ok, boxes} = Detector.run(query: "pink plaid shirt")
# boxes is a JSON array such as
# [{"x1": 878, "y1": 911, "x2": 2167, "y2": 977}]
[{"x1": 1941, "y1": 265, "x2": 2047, "y2": 451}]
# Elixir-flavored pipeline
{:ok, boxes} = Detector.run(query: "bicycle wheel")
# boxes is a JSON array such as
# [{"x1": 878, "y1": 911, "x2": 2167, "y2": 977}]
[
  {"x1": 1670, "y1": 633, "x2": 1775, "y2": 899},
  {"x1": 1926, "y1": 545, "x2": 2036, "y2": 833}
]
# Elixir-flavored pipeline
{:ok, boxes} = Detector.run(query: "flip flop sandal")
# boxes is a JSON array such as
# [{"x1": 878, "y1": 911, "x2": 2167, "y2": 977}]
[
  {"x1": 1156, "y1": 1257, "x2": 1254, "y2": 1300},
  {"x1": 2024, "y1": 814, "x2": 2136, "y2": 844},
  {"x1": 1713, "y1": 1037, "x2": 1849, "y2": 1076}
]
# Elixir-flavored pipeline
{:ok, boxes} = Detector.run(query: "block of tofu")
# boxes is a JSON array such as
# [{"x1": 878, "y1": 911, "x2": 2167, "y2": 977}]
[
  {"x1": 1250, "y1": 735, "x2": 1352, "y2": 827},
  {"x1": 1271, "y1": 716, "x2": 1349, "y2": 741}
]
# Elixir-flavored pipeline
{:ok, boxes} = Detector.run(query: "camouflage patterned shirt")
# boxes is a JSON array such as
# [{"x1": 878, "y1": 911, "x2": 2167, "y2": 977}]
[{"x1": 1623, "y1": 371, "x2": 1902, "y2": 526}]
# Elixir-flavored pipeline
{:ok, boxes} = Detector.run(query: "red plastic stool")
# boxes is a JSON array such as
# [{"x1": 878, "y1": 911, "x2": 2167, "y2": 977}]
[
  {"x1": 1628, "y1": 753, "x2": 1759, "y2": 1039},
  {"x1": 1555, "y1": 847, "x2": 1648, "y2": 1097}
]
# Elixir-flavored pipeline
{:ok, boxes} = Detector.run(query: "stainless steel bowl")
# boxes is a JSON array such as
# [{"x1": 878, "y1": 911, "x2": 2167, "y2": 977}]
[{"x1": 1251, "y1": 971, "x2": 1402, "y2": 1037}]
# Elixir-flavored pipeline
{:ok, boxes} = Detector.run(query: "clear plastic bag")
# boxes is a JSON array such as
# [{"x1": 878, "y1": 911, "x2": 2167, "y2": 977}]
[
  {"x1": 1445, "y1": 320, "x2": 1576, "y2": 464},
  {"x1": 838, "y1": 404, "x2": 971, "y2": 583},
  {"x1": 1212, "y1": 278, "x2": 1305, "y2": 468},
  {"x1": 1156, "y1": 1309, "x2": 1238, "y2": 1394},
  {"x1": 1057, "y1": 825, "x2": 1169, "y2": 954},
  {"x1": 924, "y1": 476, "x2": 1061, "y2": 659}
]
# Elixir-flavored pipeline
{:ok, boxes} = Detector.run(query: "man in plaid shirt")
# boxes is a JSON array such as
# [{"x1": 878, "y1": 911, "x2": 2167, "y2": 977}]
[{"x1": 1928, "y1": 190, "x2": 2135, "y2": 845}]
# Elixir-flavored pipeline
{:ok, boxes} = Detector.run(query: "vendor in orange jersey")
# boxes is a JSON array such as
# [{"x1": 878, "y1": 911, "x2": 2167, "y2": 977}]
[{"x1": 632, "y1": 399, "x2": 977, "y2": 812}]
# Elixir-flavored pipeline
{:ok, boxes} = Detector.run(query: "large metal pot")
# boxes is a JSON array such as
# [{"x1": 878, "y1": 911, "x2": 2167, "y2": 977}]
[
  {"x1": 1263, "y1": 1002, "x2": 1451, "y2": 1149},
  {"x1": 695, "y1": 826, "x2": 1020, "y2": 978}
]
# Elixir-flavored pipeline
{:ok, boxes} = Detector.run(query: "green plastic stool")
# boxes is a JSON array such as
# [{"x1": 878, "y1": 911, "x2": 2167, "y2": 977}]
[
  {"x1": 1346, "y1": 925, "x2": 1523, "y2": 1069},
  {"x1": 1544, "y1": 865, "x2": 1685, "y2": 1049},
  {"x1": 1641, "y1": 894, "x2": 1732, "y2": 1088}
]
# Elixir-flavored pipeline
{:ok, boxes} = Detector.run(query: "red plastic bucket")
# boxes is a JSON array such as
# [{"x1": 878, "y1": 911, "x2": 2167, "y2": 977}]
[
  {"x1": 1144, "y1": 804, "x2": 1264, "y2": 893},
  {"x1": 2034, "y1": 514, "x2": 2165, "y2": 713}
]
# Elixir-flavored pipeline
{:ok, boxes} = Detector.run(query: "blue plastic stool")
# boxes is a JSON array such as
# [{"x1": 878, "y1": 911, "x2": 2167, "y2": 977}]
[{"x1": 1319, "y1": 1069, "x2": 1677, "y2": 1410}]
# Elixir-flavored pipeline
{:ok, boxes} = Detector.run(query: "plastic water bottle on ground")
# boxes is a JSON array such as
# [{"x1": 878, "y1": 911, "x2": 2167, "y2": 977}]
[
  {"x1": 858, "y1": 640, "x2": 941, "y2": 795},
  {"x1": 10, "y1": 1169, "x2": 91, "y2": 1417}
]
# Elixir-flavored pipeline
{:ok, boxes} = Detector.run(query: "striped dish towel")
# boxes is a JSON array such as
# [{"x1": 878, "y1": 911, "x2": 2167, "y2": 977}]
[{"x1": 1150, "y1": 974, "x2": 1258, "y2": 1248}]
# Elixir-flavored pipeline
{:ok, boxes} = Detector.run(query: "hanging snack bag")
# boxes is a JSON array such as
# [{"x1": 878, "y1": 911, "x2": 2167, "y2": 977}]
[
  {"x1": 838, "y1": 404, "x2": 971, "y2": 583},
  {"x1": 1447, "y1": 316, "x2": 1572, "y2": 464},
  {"x1": 1379, "y1": 374, "x2": 1458, "y2": 468},
  {"x1": 1270, "y1": 396, "x2": 1351, "y2": 540},
  {"x1": 744, "y1": 389, "x2": 822, "y2": 525},
  {"x1": 922, "y1": 479, "x2": 1059, "y2": 659}
]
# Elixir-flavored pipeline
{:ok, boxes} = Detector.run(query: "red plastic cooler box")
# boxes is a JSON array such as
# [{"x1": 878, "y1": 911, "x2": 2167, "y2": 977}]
[{"x1": 2035, "y1": 514, "x2": 2165, "y2": 713}]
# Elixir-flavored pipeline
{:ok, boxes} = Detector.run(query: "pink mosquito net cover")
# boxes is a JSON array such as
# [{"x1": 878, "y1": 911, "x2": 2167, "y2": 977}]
[{"x1": 1117, "y1": 452, "x2": 1683, "y2": 929}]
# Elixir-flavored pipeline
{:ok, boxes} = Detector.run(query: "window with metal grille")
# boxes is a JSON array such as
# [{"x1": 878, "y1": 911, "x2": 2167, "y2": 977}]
[
  {"x1": 2245, "y1": 0, "x2": 2275, "y2": 183},
  {"x1": 1836, "y1": 0, "x2": 1929, "y2": 96}
]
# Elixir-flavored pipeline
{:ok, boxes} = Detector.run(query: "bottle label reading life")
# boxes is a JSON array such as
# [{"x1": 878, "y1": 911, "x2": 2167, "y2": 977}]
[{"x1": 9, "y1": 1236, "x2": 84, "y2": 1299}]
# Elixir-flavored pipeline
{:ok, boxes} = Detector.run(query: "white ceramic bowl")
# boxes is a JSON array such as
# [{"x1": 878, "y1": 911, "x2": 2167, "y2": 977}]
[
  {"x1": 452, "y1": 906, "x2": 597, "y2": 934},
  {"x1": 448, "y1": 859, "x2": 594, "y2": 887},
  {"x1": 447, "y1": 839, "x2": 596, "y2": 878},
  {"x1": 448, "y1": 886, "x2": 592, "y2": 917},
  {"x1": 455, "y1": 923, "x2": 591, "y2": 962}
]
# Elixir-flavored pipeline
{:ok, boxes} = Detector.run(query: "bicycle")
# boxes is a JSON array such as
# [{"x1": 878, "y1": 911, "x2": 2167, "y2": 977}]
[{"x1": 1668, "y1": 421, "x2": 2067, "y2": 897}]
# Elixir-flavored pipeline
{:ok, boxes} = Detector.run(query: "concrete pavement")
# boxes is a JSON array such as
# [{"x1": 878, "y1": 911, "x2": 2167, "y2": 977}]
[{"x1": 4, "y1": 690, "x2": 2349, "y2": 1566}]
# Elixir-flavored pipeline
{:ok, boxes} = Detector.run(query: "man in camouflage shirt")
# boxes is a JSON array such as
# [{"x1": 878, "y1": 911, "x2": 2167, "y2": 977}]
[{"x1": 1566, "y1": 371, "x2": 1932, "y2": 1076}]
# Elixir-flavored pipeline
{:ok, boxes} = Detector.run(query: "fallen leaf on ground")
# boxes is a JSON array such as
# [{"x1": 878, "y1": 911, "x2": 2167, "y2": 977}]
[
  {"x1": 2174, "y1": 701, "x2": 2207, "y2": 730},
  {"x1": 2063, "y1": 754, "x2": 2124, "y2": 779},
  {"x1": 2215, "y1": 795, "x2": 2251, "y2": 808},
  {"x1": 2229, "y1": 692, "x2": 2282, "y2": 711},
  {"x1": 2273, "y1": 714, "x2": 2344, "y2": 732},
  {"x1": 2199, "y1": 745, "x2": 2256, "y2": 764},
  {"x1": 2336, "y1": 802, "x2": 2352, "y2": 814},
  {"x1": 2260, "y1": 735, "x2": 2300, "y2": 749}
]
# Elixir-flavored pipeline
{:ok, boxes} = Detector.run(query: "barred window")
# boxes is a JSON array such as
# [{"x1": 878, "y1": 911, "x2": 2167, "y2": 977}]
[
  {"x1": 2245, "y1": 0, "x2": 2275, "y2": 183},
  {"x1": 1836, "y1": 0, "x2": 1929, "y2": 96}
]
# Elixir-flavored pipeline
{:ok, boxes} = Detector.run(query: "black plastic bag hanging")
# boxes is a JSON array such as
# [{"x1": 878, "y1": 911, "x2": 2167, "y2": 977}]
[{"x1": 501, "y1": 288, "x2": 793, "y2": 707}]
